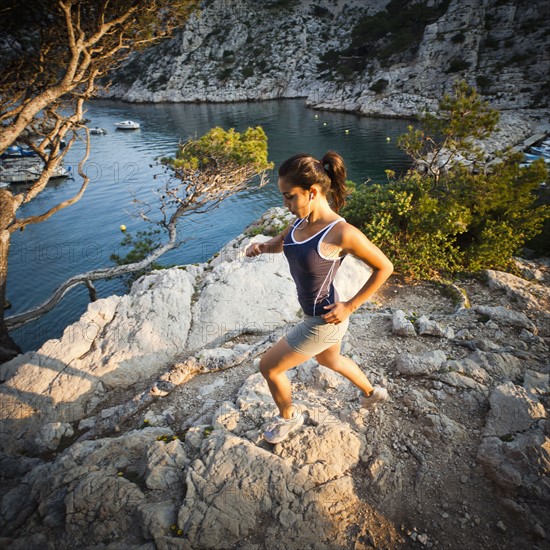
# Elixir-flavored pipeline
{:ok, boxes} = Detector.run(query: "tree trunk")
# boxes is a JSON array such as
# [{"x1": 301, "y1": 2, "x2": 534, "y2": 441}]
[
  {"x1": 5, "y1": 232, "x2": 179, "y2": 331},
  {"x1": 0, "y1": 229, "x2": 22, "y2": 363}
]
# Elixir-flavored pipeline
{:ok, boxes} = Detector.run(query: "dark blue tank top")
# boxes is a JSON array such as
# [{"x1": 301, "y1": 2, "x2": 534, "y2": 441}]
[{"x1": 283, "y1": 218, "x2": 346, "y2": 316}]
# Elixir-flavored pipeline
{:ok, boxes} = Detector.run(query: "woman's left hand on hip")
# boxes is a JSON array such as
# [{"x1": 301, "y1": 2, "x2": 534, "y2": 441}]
[{"x1": 321, "y1": 302, "x2": 352, "y2": 324}]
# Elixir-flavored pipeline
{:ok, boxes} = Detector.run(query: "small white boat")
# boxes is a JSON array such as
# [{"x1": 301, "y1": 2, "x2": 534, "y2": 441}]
[
  {"x1": 0, "y1": 167, "x2": 36, "y2": 183},
  {"x1": 27, "y1": 164, "x2": 71, "y2": 179},
  {"x1": 114, "y1": 120, "x2": 140, "y2": 130},
  {"x1": 0, "y1": 162, "x2": 71, "y2": 184},
  {"x1": 90, "y1": 127, "x2": 108, "y2": 135}
]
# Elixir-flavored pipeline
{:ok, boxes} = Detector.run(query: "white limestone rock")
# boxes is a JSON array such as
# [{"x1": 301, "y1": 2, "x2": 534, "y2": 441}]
[
  {"x1": 468, "y1": 351, "x2": 523, "y2": 382},
  {"x1": 392, "y1": 310, "x2": 417, "y2": 337},
  {"x1": 523, "y1": 370, "x2": 550, "y2": 398},
  {"x1": 143, "y1": 407, "x2": 176, "y2": 427},
  {"x1": 0, "y1": 428, "x2": 169, "y2": 548},
  {"x1": 317, "y1": 365, "x2": 351, "y2": 390},
  {"x1": 513, "y1": 258, "x2": 547, "y2": 283},
  {"x1": 474, "y1": 305, "x2": 537, "y2": 333},
  {"x1": 415, "y1": 315, "x2": 455, "y2": 339},
  {"x1": 437, "y1": 372, "x2": 488, "y2": 394},
  {"x1": 333, "y1": 254, "x2": 373, "y2": 303},
  {"x1": 402, "y1": 388, "x2": 437, "y2": 417},
  {"x1": 485, "y1": 269, "x2": 550, "y2": 310},
  {"x1": 482, "y1": 382, "x2": 546, "y2": 438},
  {"x1": 395, "y1": 350, "x2": 447, "y2": 376},
  {"x1": 212, "y1": 400, "x2": 241, "y2": 433},
  {"x1": 477, "y1": 382, "x2": 549, "y2": 532},
  {"x1": 295, "y1": 358, "x2": 352, "y2": 394},
  {"x1": 34, "y1": 422, "x2": 74, "y2": 452},
  {"x1": 0, "y1": 268, "x2": 195, "y2": 454},
  {"x1": 277, "y1": 422, "x2": 365, "y2": 483},
  {"x1": 196, "y1": 347, "x2": 236, "y2": 367},
  {"x1": 424, "y1": 413, "x2": 466, "y2": 441},
  {"x1": 177, "y1": 422, "x2": 364, "y2": 549},
  {"x1": 139, "y1": 439, "x2": 189, "y2": 491},
  {"x1": 445, "y1": 358, "x2": 492, "y2": 385},
  {"x1": 198, "y1": 377, "x2": 225, "y2": 397},
  {"x1": 137, "y1": 500, "x2": 178, "y2": 543},
  {"x1": 186, "y1": 237, "x2": 299, "y2": 349},
  {"x1": 180, "y1": 435, "x2": 273, "y2": 544}
]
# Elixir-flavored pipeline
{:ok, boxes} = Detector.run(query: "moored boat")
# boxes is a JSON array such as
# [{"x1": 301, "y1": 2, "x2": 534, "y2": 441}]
[
  {"x1": 0, "y1": 161, "x2": 71, "y2": 184},
  {"x1": 530, "y1": 146, "x2": 550, "y2": 158},
  {"x1": 114, "y1": 120, "x2": 140, "y2": 130},
  {"x1": 0, "y1": 145, "x2": 38, "y2": 159}
]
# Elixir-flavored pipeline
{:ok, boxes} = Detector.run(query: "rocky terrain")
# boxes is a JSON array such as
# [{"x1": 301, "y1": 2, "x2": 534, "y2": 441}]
[
  {"x1": 0, "y1": 207, "x2": 549, "y2": 549},
  {"x1": 105, "y1": 0, "x2": 550, "y2": 125}
]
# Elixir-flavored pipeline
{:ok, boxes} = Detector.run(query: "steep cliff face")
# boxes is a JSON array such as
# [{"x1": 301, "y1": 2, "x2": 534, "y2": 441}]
[
  {"x1": 106, "y1": 0, "x2": 364, "y2": 103},
  {"x1": 105, "y1": 0, "x2": 549, "y2": 117}
]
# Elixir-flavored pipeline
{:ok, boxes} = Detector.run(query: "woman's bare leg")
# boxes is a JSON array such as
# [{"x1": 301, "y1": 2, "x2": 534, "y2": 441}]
[
  {"x1": 259, "y1": 338, "x2": 311, "y2": 419},
  {"x1": 315, "y1": 342, "x2": 374, "y2": 396}
]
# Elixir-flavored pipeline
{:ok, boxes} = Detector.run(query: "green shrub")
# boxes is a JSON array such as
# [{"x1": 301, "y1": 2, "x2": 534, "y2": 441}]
[
  {"x1": 527, "y1": 186, "x2": 550, "y2": 256},
  {"x1": 312, "y1": 5, "x2": 330, "y2": 17},
  {"x1": 149, "y1": 73, "x2": 168, "y2": 92},
  {"x1": 451, "y1": 32, "x2": 466, "y2": 43},
  {"x1": 342, "y1": 81, "x2": 550, "y2": 279},
  {"x1": 344, "y1": 161, "x2": 548, "y2": 278},
  {"x1": 267, "y1": 0, "x2": 298, "y2": 9},
  {"x1": 342, "y1": 176, "x2": 467, "y2": 278},
  {"x1": 446, "y1": 58, "x2": 470, "y2": 73},
  {"x1": 170, "y1": 126, "x2": 273, "y2": 173},
  {"x1": 319, "y1": 0, "x2": 451, "y2": 73},
  {"x1": 217, "y1": 67, "x2": 233, "y2": 80},
  {"x1": 370, "y1": 78, "x2": 389, "y2": 93},
  {"x1": 484, "y1": 36, "x2": 499, "y2": 49},
  {"x1": 509, "y1": 52, "x2": 530, "y2": 63},
  {"x1": 111, "y1": 230, "x2": 167, "y2": 287},
  {"x1": 519, "y1": 18, "x2": 543, "y2": 33},
  {"x1": 476, "y1": 75, "x2": 492, "y2": 90}
]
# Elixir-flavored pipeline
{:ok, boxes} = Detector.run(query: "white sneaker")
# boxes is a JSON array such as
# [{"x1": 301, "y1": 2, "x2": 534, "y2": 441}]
[
  {"x1": 360, "y1": 386, "x2": 389, "y2": 410},
  {"x1": 263, "y1": 412, "x2": 304, "y2": 444}
]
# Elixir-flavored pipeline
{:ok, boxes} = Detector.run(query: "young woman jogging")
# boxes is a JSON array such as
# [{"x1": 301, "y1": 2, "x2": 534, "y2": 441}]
[{"x1": 245, "y1": 151, "x2": 393, "y2": 443}]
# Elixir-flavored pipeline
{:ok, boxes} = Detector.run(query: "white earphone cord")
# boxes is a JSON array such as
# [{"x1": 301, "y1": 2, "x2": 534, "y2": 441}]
[{"x1": 297, "y1": 192, "x2": 313, "y2": 230}]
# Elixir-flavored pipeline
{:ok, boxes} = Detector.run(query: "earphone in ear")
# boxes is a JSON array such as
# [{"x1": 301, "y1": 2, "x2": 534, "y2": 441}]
[{"x1": 309, "y1": 192, "x2": 313, "y2": 200}]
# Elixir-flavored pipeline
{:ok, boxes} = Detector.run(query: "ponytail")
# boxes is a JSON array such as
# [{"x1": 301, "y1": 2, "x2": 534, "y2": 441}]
[
  {"x1": 321, "y1": 151, "x2": 347, "y2": 212},
  {"x1": 278, "y1": 150, "x2": 348, "y2": 212}
]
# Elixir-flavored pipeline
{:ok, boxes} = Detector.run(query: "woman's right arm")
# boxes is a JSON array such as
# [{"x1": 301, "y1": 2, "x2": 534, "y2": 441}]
[{"x1": 245, "y1": 223, "x2": 293, "y2": 257}]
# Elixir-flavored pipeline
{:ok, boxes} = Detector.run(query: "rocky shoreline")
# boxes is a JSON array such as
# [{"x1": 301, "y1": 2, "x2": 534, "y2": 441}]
[
  {"x1": 102, "y1": 0, "x2": 550, "y2": 149},
  {"x1": 0, "y1": 207, "x2": 549, "y2": 549}
]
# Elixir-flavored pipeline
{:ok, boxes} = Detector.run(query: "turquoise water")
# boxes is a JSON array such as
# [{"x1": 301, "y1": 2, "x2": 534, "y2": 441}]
[{"x1": 7, "y1": 99, "x2": 412, "y2": 351}]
